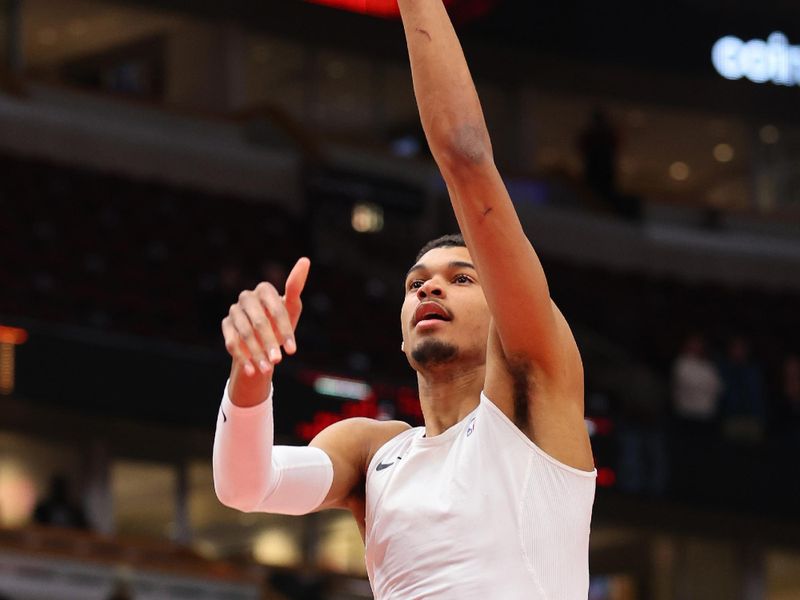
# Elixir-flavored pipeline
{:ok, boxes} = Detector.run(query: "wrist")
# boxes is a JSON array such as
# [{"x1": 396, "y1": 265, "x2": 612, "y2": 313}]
[{"x1": 229, "y1": 364, "x2": 273, "y2": 408}]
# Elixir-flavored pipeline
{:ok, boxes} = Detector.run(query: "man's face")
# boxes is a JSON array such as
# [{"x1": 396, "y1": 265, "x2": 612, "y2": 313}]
[{"x1": 400, "y1": 246, "x2": 490, "y2": 371}]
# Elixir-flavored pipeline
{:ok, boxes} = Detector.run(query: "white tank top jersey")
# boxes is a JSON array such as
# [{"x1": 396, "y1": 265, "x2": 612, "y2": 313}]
[{"x1": 365, "y1": 391, "x2": 597, "y2": 600}]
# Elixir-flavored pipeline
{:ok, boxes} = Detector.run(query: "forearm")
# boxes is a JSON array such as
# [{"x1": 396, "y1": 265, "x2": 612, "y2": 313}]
[
  {"x1": 397, "y1": 0, "x2": 492, "y2": 168},
  {"x1": 213, "y1": 379, "x2": 277, "y2": 510},
  {"x1": 212, "y1": 380, "x2": 334, "y2": 515}
]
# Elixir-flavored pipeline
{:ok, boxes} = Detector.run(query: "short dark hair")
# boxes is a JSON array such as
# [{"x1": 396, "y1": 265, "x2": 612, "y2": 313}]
[{"x1": 415, "y1": 233, "x2": 467, "y2": 262}]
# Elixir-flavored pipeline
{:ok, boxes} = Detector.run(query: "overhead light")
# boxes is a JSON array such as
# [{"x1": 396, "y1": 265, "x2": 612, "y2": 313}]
[
  {"x1": 669, "y1": 161, "x2": 690, "y2": 181},
  {"x1": 713, "y1": 143, "x2": 734, "y2": 163},
  {"x1": 352, "y1": 202, "x2": 384, "y2": 233}
]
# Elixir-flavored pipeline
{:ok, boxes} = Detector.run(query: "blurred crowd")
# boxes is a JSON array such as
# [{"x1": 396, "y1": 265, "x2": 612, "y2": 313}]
[{"x1": 672, "y1": 333, "x2": 800, "y2": 445}]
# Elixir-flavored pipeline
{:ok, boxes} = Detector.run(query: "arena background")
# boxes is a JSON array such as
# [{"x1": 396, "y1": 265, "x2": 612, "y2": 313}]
[{"x1": 0, "y1": 0, "x2": 799, "y2": 598}]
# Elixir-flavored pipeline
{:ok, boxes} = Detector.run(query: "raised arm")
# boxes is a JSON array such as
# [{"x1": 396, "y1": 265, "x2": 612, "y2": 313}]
[{"x1": 397, "y1": 1, "x2": 592, "y2": 470}]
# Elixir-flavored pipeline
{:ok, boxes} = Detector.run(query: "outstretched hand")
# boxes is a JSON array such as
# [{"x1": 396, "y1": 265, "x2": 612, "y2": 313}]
[{"x1": 221, "y1": 257, "x2": 310, "y2": 378}]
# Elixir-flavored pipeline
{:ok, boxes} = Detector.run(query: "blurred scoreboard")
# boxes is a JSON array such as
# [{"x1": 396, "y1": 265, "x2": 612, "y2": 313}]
[{"x1": 274, "y1": 368, "x2": 424, "y2": 442}]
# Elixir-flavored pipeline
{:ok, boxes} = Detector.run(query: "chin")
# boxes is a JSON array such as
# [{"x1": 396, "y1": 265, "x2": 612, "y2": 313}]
[{"x1": 410, "y1": 338, "x2": 458, "y2": 367}]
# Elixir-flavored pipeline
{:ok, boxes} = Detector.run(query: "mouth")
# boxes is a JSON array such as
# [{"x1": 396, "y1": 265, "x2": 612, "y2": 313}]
[{"x1": 413, "y1": 302, "x2": 452, "y2": 327}]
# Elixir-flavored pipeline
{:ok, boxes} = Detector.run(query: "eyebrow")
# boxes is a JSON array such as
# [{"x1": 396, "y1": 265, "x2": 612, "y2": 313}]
[{"x1": 405, "y1": 261, "x2": 476, "y2": 280}]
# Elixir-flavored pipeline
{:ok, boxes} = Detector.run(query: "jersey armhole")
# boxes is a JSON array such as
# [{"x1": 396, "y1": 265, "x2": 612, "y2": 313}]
[{"x1": 480, "y1": 391, "x2": 597, "y2": 478}]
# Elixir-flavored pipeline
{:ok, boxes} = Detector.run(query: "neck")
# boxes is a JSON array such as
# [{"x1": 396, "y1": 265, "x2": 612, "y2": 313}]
[{"x1": 417, "y1": 362, "x2": 485, "y2": 437}]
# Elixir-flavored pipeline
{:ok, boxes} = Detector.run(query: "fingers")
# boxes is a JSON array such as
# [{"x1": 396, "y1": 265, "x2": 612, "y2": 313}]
[
  {"x1": 256, "y1": 282, "x2": 296, "y2": 355},
  {"x1": 229, "y1": 302, "x2": 273, "y2": 375},
  {"x1": 240, "y1": 290, "x2": 284, "y2": 364},
  {"x1": 222, "y1": 314, "x2": 261, "y2": 377},
  {"x1": 284, "y1": 257, "x2": 310, "y2": 332},
  {"x1": 221, "y1": 258, "x2": 310, "y2": 373}
]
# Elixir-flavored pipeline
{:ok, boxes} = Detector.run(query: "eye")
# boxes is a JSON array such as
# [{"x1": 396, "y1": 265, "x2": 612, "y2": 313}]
[
  {"x1": 408, "y1": 280, "x2": 424, "y2": 291},
  {"x1": 453, "y1": 274, "x2": 472, "y2": 284}
]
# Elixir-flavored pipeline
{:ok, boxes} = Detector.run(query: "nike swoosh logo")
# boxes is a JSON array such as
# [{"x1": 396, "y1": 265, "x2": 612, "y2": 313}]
[
  {"x1": 222, "y1": 409, "x2": 227, "y2": 423},
  {"x1": 376, "y1": 457, "x2": 402, "y2": 471}
]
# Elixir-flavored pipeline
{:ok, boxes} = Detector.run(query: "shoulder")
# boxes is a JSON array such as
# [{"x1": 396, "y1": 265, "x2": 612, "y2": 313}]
[
  {"x1": 308, "y1": 418, "x2": 412, "y2": 513},
  {"x1": 313, "y1": 417, "x2": 410, "y2": 434},
  {"x1": 311, "y1": 418, "x2": 412, "y2": 470},
  {"x1": 317, "y1": 417, "x2": 411, "y2": 440},
  {"x1": 332, "y1": 417, "x2": 411, "y2": 444},
  {"x1": 364, "y1": 419, "x2": 414, "y2": 465}
]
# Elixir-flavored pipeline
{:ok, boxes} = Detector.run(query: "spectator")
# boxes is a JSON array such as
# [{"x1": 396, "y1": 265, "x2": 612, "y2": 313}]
[
  {"x1": 669, "y1": 333, "x2": 722, "y2": 500},
  {"x1": 671, "y1": 333, "x2": 722, "y2": 428},
  {"x1": 576, "y1": 108, "x2": 641, "y2": 219},
  {"x1": 33, "y1": 475, "x2": 89, "y2": 530},
  {"x1": 718, "y1": 336, "x2": 766, "y2": 444}
]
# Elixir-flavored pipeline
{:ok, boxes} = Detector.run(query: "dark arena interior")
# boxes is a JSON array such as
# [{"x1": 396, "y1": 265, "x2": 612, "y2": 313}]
[{"x1": 1, "y1": 1, "x2": 799, "y2": 598}]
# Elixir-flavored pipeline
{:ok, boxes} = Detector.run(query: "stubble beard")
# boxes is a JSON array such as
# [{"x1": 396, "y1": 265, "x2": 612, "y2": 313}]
[{"x1": 411, "y1": 338, "x2": 458, "y2": 368}]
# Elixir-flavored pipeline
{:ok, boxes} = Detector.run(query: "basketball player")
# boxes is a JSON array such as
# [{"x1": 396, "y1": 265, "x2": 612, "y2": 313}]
[{"x1": 214, "y1": 1, "x2": 596, "y2": 598}]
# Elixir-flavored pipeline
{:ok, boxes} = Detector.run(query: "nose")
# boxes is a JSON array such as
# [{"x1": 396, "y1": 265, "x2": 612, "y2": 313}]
[{"x1": 416, "y1": 277, "x2": 444, "y2": 300}]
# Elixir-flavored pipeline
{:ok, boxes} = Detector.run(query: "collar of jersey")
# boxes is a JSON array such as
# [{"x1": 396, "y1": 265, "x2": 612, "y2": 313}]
[{"x1": 413, "y1": 395, "x2": 483, "y2": 448}]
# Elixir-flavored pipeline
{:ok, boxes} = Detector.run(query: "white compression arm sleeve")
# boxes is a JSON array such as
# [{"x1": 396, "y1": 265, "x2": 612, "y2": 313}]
[{"x1": 212, "y1": 380, "x2": 334, "y2": 515}]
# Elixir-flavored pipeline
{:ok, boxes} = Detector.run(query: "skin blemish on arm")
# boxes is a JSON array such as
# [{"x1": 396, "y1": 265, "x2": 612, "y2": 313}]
[
  {"x1": 482, "y1": 206, "x2": 493, "y2": 218},
  {"x1": 415, "y1": 27, "x2": 432, "y2": 41},
  {"x1": 451, "y1": 123, "x2": 490, "y2": 165}
]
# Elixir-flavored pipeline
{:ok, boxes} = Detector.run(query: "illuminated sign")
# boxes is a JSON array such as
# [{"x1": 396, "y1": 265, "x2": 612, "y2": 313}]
[
  {"x1": 307, "y1": 0, "x2": 453, "y2": 18},
  {"x1": 0, "y1": 325, "x2": 27, "y2": 395},
  {"x1": 712, "y1": 32, "x2": 800, "y2": 86},
  {"x1": 313, "y1": 374, "x2": 373, "y2": 400},
  {"x1": 304, "y1": 0, "x2": 498, "y2": 21}
]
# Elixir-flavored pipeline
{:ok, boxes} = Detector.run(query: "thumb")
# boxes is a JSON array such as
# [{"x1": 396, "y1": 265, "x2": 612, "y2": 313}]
[{"x1": 284, "y1": 257, "x2": 310, "y2": 328}]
